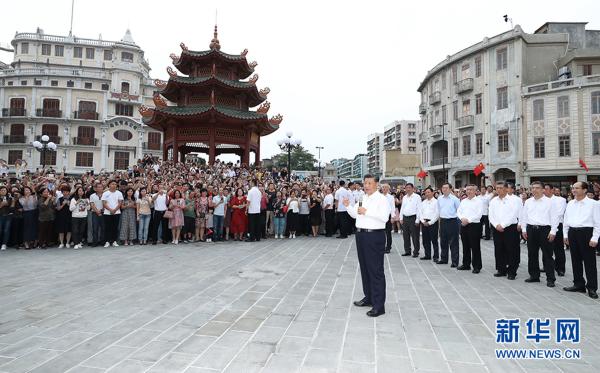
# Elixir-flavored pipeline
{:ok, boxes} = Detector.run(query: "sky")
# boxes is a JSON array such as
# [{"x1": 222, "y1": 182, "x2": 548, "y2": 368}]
[{"x1": 1, "y1": 0, "x2": 599, "y2": 164}]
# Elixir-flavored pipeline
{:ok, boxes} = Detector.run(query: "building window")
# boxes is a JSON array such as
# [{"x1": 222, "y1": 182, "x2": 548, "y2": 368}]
[
  {"x1": 55, "y1": 45, "x2": 64, "y2": 57},
  {"x1": 148, "y1": 132, "x2": 161, "y2": 150},
  {"x1": 67, "y1": 80, "x2": 74, "y2": 87},
  {"x1": 114, "y1": 129, "x2": 133, "y2": 141},
  {"x1": 496, "y1": 47, "x2": 507, "y2": 70},
  {"x1": 475, "y1": 93, "x2": 482, "y2": 114},
  {"x1": 77, "y1": 101, "x2": 97, "y2": 119},
  {"x1": 121, "y1": 52, "x2": 134, "y2": 62},
  {"x1": 583, "y1": 64, "x2": 592, "y2": 76},
  {"x1": 41, "y1": 44, "x2": 51, "y2": 56},
  {"x1": 101, "y1": 83, "x2": 109, "y2": 91},
  {"x1": 10, "y1": 123, "x2": 24, "y2": 136},
  {"x1": 453, "y1": 137, "x2": 459, "y2": 157},
  {"x1": 76, "y1": 152, "x2": 94, "y2": 167},
  {"x1": 451, "y1": 65, "x2": 457, "y2": 83},
  {"x1": 441, "y1": 71, "x2": 446, "y2": 90},
  {"x1": 8, "y1": 150, "x2": 22, "y2": 165},
  {"x1": 558, "y1": 135, "x2": 571, "y2": 157},
  {"x1": 21, "y1": 80, "x2": 27, "y2": 86},
  {"x1": 442, "y1": 105, "x2": 447, "y2": 124},
  {"x1": 475, "y1": 55, "x2": 482, "y2": 77},
  {"x1": 114, "y1": 151, "x2": 130, "y2": 170},
  {"x1": 115, "y1": 103, "x2": 133, "y2": 116},
  {"x1": 85, "y1": 48, "x2": 95, "y2": 59},
  {"x1": 452, "y1": 101, "x2": 458, "y2": 120},
  {"x1": 121, "y1": 82, "x2": 130, "y2": 94},
  {"x1": 557, "y1": 96, "x2": 569, "y2": 118},
  {"x1": 40, "y1": 150, "x2": 56, "y2": 166},
  {"x1": 51, "y1": 80, "x2": 58, "y2": 87},
  {"x1": 461, "y1": 64, "x2": 470, "y2": 79},
  {"x1": 533, "y1": 99, "x2": 544, "y2": 120},
  {"x1": 462, "y1": 135, "x2": 471, "y2": 156},
  {"x1": 497, "y1": 87, "x2": 508, "y2": 110},
  {"x1": 498, "y1": 130, "x2": 509, "y2": 152},
  {"x1": 84, "y1": 82, "x2": 92, "y2": 89},
  {"x1": 476, "y1": 133, "x2": 483, "y2": 154},
  {"x1": 21, "y1": 42, "x2": 29, "y2": 54},
  {"x1": 104, "y1": 50, "x2": 112, "y2": 61},
  {"x1": 74, "y1": 47, "x2": 82, "y2": 58},
  {"x1": 462, "y1": 99, "x2": 470, "y2": 115},
  {"x1": 591, "y1": 91, "x2": 600, "y2": 114},
  {"x1": 42, "y1": 98, "x2": 60, "y2": 117},
  {"x1": 534, "y1": 137, "x2": 545, "y2": 158},
  {"x1": 34, "y1": 80, "x2": 42, "y2": 86},
  {"x1": 41, "y1": 124, "x2": 59, "y2": 141},
  {"x1": 593, "y1": 133, "x2": 600, "y2": 155}
]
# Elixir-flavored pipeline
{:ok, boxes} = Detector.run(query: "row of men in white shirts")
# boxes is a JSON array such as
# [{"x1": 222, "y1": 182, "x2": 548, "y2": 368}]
[{"x1": 397, "y1": 181, "x2": 598, "y2": 299}]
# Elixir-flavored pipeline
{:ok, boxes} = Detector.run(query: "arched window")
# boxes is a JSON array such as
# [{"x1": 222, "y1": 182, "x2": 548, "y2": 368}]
[{"x1": 114, "y1": 129, "x2": 133, "y2": 141}]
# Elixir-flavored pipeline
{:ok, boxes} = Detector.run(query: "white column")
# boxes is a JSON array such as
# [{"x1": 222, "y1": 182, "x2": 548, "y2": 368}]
[
  {"x1": 31, "y1": 87, "x2": 37, "y2": 116},
  {"x1": 100, "y1": 125, "x2": 108, "y2": 170}
]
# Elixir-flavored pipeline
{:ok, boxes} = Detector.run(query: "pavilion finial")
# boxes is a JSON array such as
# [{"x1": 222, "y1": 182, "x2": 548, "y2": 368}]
[{"x1": 209, "y1": 25, "x2": 221, "y2": 50}]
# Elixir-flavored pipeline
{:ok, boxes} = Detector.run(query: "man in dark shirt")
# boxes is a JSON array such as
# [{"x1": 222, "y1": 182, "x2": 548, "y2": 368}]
[{"x1": 265, "y1": 182, "x2": 277, "y2": 237}]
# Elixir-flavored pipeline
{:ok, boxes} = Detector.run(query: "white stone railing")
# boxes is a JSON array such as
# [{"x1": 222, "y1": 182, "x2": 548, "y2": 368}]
[
  {"x1": 523, "y1": 74, "x2": 600, "y2": 95},
  {"x1": 0, "y1": 67, "x2": 110, "y2": 80}
]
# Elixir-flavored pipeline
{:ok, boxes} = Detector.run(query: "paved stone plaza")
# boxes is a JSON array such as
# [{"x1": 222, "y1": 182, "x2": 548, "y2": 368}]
[{"x1": 0, "y1": 235, "x2": 599, "y2": 373}]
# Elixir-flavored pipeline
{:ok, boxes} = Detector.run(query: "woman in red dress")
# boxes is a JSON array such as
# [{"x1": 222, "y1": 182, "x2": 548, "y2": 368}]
[{"x1": 229, "y1": 188, "x2": 248, "y2": 241}]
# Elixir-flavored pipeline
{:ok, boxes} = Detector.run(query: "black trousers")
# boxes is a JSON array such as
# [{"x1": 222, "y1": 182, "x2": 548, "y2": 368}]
[
  {"x1": 336, "y1": 211, "x2": 349, "y2": 237},
  {"x1": 91, "y1": 213, "x2": 104, "y2": 245},
  {"x1": 325, "y1": 210, "x2": 335, "y2": 236},
  {"x1": 440, "y1": 218, "x2": 460, "y2": 265},
  {"x1": 481, "y1": 215, "x2": 491, "y2": 239},
  {"x1": 402, "y1": 215, "x2": 420, "y2": 254},
  {"x1": 568, "y1": 227, "x2": 597, "y2": 291},
  {"x1": 299, "y1": 214, "x2": 310, "y2": 236},
  {"x1": 460, "y1": 222, "x2": 482, "y2": 270},
  {"x1": 422, "y1": 221, "x2": 439, "y2": 259},
  {"x1": 385, "y1": 219, "x2": 392, "y2": 250},
  {"x1": 248, "y1": 213, "x2": 261, "y2": 241},
  {"x1": 150, "y1": 210, "x2": 168, "y2": 242},
  {"x1": 71, "y1": 217, "x2": 87, "y2": 245},
  {"x1": 526, "y1": 225, "x2": 556, "y2": 282},
  {"x1": 103, "y1": 214, "x2": 120, "y2": 244},
  {"x1": 492, "y1": 224, "x2": 520, "y2": 276},
  {"x1": 553, "y1": 223, "x2": 566, "y2": 273},
  {"x1": 259, "y1": 210, "x2": 267, "y2": 238},
  {"x1": 356, "y1": 230, "x2": 386, "y2": 311}
]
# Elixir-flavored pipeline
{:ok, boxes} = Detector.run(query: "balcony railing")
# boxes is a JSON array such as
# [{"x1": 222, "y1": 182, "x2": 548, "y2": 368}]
[
  {"x1": 35, "y1": 135, "x2": 61, "y2": 143},
  {"x1": 428, "y1": 91, "x2": 441, "y2": 105},
  {"x1": 419, "y1": 103, "x2": 427, "y2": 114},
  {"x1": 72, "y1": 137, "x2": 99, "y2": 146},
  {"x1": 430, "y1": 157, "x2": 448, "y2": 166},
  {"x1": 36, "y1": 108, "x2": 62, "y2": 118},
  {"x1": 73, "y1": 111, "x2": 99, "y2": 120},
  {"x1": 457, "y1": 115, "x2": 474, "y2": 129},
  {"x1": 2, "y1": 108, "x2": 26, "y2": 117},
  {"x1": 3, "y1": 135, "x2": 26, "y2": 144},
  {"x1": 456, "y1": 78, "x2": 473, "y2": 94},
  {"x1": 430, "y1": 126, "x2": 443, "y2": 137},
  {"x1": 143, "y1": 142, "x2": 161, "y2": 151}
]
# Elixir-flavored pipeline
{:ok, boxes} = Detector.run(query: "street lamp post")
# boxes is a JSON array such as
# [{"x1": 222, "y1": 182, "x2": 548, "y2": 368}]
[
  {"x1": 277, "y1": 131, "x2": 302, "y2": 182},
  {"x1": 437, "y1": 122, "x2": 448, "y2": 183},
  {"x1": 315, "y1": 146, "x2": 324, "y2": 178},
  {"x1": 32, "y1": 135, "x2": 58, "y2": 169}
]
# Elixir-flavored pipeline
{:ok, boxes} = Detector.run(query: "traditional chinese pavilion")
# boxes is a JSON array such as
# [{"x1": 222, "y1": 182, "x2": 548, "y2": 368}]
[{"x1": 140, "y1": 26, "x2": 282, "y2": 164}]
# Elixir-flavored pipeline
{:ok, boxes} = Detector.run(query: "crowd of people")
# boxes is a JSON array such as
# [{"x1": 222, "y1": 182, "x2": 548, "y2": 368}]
[{"x1": 0, "y1": 156, "x2": 598, "y2": 299}]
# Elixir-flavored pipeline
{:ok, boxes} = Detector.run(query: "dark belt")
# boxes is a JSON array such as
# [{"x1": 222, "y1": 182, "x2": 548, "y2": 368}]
[
  {"x1": 570, "y1": 227, "x2": 593, "y2": 231},
  {"x1": 441, "y1": 217, "x2": 457, "y2": 221},
  {"x1": 356, "y1": 228, "x2": 385, "y2": 233},
  {"x1": 528, "y1": 225, "x2": 550, "y2": 229},
  {"x1": 403, "y1": 215, "x2": 416, "y2": 218}
]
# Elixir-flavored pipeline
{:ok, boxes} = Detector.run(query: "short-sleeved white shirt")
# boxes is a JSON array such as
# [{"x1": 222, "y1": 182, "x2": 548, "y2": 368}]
[{"x1": 101, "y1": 190, "x2": 123, "y2": 215}]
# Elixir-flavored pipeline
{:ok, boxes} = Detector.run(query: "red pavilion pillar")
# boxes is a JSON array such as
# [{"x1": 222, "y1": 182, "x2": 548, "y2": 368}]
[
  {"x1": 172, "y1": 126, "x2": 179, "y2": 162},
  {"x1": 255, "y1": 134, "x2": 261, "y2": 166},
  {"x1": 208, "y1": 127, "x2": 216, "y2": 165}
]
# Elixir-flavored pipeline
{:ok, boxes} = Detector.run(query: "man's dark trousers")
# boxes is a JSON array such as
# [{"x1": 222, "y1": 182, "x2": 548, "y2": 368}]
[
  {"x1": 440, "y1": 218, "x2": 460, "y2": 265},
  {"x1": 402, "y1": 215, "x2": 420, "y2": 255},
  {"x1": 492, "y1": 224, "x2": 520, "y2": 276},
  {"x1": 526, "y1": 225, "x2": 556, "y2": 282},
  {"x1": 356, "y1": 230, "x2": 386, "y2": 311},
  {"x1": 422, "y1": 221, "x2": 439, "y2": 260},
  {"x1": 460, "y1": 222, "x2": 482, "y2": 270}
]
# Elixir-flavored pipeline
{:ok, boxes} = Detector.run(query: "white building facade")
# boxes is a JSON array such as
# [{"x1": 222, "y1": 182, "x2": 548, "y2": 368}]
[
  {"x1": 0, "y1": 29, "x2": 162, "y2": 173},
  {"x1": 367, "y1": 132, "x2": 384, "y2": 176}
]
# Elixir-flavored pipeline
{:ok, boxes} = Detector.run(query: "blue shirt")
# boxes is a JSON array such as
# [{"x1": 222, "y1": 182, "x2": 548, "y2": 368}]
[{"x1": 438, "y1": 194, "x2": 460, "y2": 219}]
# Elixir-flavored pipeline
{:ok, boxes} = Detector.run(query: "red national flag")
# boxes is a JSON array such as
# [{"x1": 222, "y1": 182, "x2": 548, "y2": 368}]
[
  {"x1": 417, "y1": 170, "x2": 427, "y2": 179},
  {"x1": 473, "y1": 164, "x2": 482, "y2": 176},
  {"x1": 579, "y1": 159, "x2": 589, "y2": 172},
  {"x1": 478, "y1": 162, "x2": 485, "y2": 170}
]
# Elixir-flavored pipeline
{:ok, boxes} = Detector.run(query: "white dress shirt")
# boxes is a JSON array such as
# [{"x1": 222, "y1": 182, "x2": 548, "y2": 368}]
[
  {"x1": 480, "y1": 193, "x2": 493, "y2": 215},
  {"x1": 457, "y1": 196, "x2": 483, "y2": 224},
  {"x1": 419, "y1": 197, "x2": 439, "y2": 225},
  {"x1": 353, "y1": 190, "x2": 364, "y2": 204},
  {"x1": 247, "y1": 186, "x2": 262, "y2": 214},
  {"x1": 551, "y1": 195, "x2": 567, "y2": 225},
  {"x1": 520, "y1": 195, "x2": 558, "y2": 234},
  {"x1": 323, "y1": 193, "x2": 334, "y2": 210},
  {"x1": 400, "y1": 193, "x2": 422, "y2": 220},
  {"x1": 384, "y1": 193, "x2": 395, "y2": 219},
  {"x1": 489, "y1": 195, "x2": 521, "y2": 229},
  {"x1": 335, "y1": 187, "x2": 352, "y2": 212},
  {"x1": 563, "y1": 197, "x2": 600, "y2": 242},
  {"x1": 346, "y1": 191, "x2": 391, "y2": 229}
]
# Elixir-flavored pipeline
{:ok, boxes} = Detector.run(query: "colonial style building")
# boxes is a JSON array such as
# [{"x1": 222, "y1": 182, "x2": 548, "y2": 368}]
[
  {"x1": 416, "y1": 23, "x2": 600, "y2": 188},
  {"x1": 0, "y1": 28, "x2": 162, "y2": 173}
]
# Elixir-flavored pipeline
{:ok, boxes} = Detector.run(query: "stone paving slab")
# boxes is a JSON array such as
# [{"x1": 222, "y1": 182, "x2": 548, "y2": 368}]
[{"x1": 0, "y1": 234, "x2": 598, "y2": 372}]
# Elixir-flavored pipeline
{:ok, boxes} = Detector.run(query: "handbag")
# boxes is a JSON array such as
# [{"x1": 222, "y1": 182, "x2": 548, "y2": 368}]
[
  {"x1": 163, "y1": 210, "x2": 174, "y2": 219},
  {"x1": 282, "y1": 205, "x2": 289, "y2": 214}
]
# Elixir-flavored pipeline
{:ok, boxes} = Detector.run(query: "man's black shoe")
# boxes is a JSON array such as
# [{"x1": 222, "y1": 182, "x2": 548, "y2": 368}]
[
  {"x1": 547, "y1": 281, "x2": 555, "y2": 288},
  {"x1": 589, "y1": 290, "x2": 599, "y2": 299},
  {"x1": 336, "y1": 236, "x2": 347, "y2": 239},
  {"x1": 457, "y1": 265, "x2": 470, "y2": 270},
  {"x1": 557, "y1": 271, "x2": 565, "y2": 277},
  {"x1": 433, "y1": 259, "x2": 440, "y2": 263},
  {"x1": 420, "y1": 256, "x2": 431, "y2": 260},
  {"x1": 563, "y1": 286, "x2": 586, "y2": 293},
  {"x1": 436, "y1": 261, "x2": 448, "y2": 265},
  {"x1": 450, "y1": 263, "x2": 458, "y2": 268},
  {"x1": 525, "y1": 277, "x2": 540, "y2": 283},
  {"x1": 411, "y1": 254, "x2": 419, "y2": 258},
  {"x1": 245, "y1": 239, "x2": 255, "y2": 242},
  {"x1": 507, "y1": 274, "x2": 516, "y2": 280},
  {"x1": 384, "y1": 249, "x2": 391, "y2": 254},
  {"x1": 472, "y1": 269, "x2": 480, "y2": 274},
  {"x1": 353, "y1": 299, "x2": 372, "y2": 307},
  {"x1": 401, "y1": 253, "x2": 411, "y2": 257},
  {"x1": 494, "y1": 272, "x2": 507, "y2": 277},
  {"x1": 366, "y1": 309, "x2": 385, "y2": 317}
]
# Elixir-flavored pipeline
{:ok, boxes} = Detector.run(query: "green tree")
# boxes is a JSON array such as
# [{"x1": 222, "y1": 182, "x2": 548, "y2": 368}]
[{"x1": 272, "y1": 145, "x2": 317, "y2": 171}]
